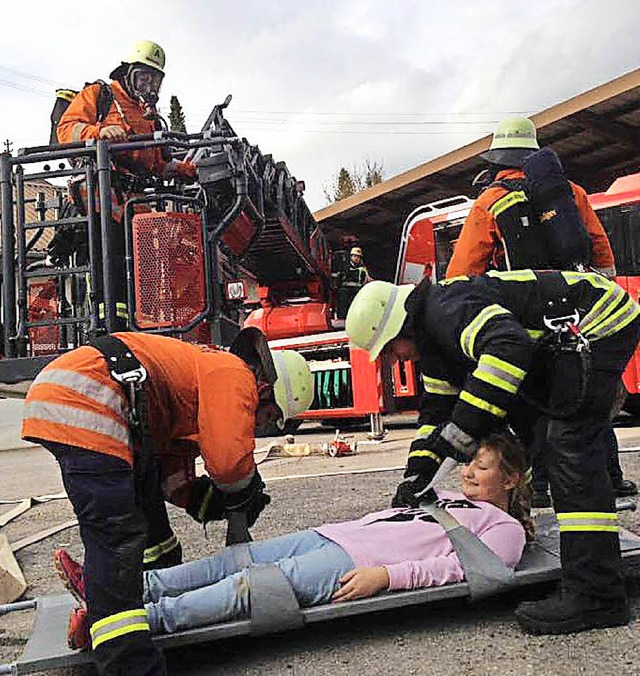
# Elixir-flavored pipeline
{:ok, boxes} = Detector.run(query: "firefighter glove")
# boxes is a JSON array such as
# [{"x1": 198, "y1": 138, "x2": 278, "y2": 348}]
[
  {"x1": 223, "y1": 470, "x2": 271, "y2": 528},
  {"x1": 186, "y1": 476, "x2": 226, "y2": 524},
  {"x1": 406, "y1": 422, "x2": 477, "y2": 477},
  {"x1": 392, "y1": 475, "x2": 438, "y2": 508}
]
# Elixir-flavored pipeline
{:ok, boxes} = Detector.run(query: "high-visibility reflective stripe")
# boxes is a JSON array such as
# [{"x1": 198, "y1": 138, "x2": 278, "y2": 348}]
[
  {"x1": 459, "y1": 390, "x2": 507, "y2": 418},
  {"x1": 526, "y1": 329, "x2": 545, "y2": 340},
  {"x1": 98, "y1": 302, "x2": 128, "y2": 320},
  {"x1": 143, "y1": 534, "x2": 180, "y2": 564},
  {"x1": 559, "y1": 524, "x2": 619, "y2": 532},
  {"x1": 460, "y1": 305, "x2": 511, "y2": 360},
  {"x1": 488, "y1": 191, "x2": 527, "y2": 217},
  {"x1": 441, "y1": 422, "x2": 477, "y2": 457},
  {"x1": 272, "y1": 351, "x2": 294, "y2": 420},
  {"x1": 587, "y1": 297, "x2": 640, "y2": 340},
  {"x1": 71, "y1": 122, "x2": 88, "y2": 142},
  {"x1": 408, "y1": 449, "x2": 442, "y2": 464},
  {"x1": 215, "y1": 472, "x2": 254, "y2": 493},
  {"x1": 361, "y1": 284, "x2": 398, "y2": 353},
  {"x1": 486, "y1": 270, "x2": 536, "y2": 282},
  {"x1": 474, "y1": 354, "x2": 525, "y2": 394},
  {"x1": 579, "y1": 283, "x2": 626, "y2": 334},
  {"x1": 422, "y1": 375, "x2": 460, "y2": 396},
  {"x1": 414, "y1": 424, "x2": 437, "y2": 439},
  {"x1": 32, "y1": 369, "x2": 126, "y2": 417},
  {"x1": 198, "y1": 485, "x2": 214, "y2": 523},
  {"x1": 439, "y1": 275, "x2": 469, "y2": 286},
  {"x1": 561, "y1": 271, "x2": 611, "y2": 290},
  {"x1": 557, "y1": 512, "x2": 618, "y2": 533},
  {"x1": 90, "y1": 609, "x2": 149, "y2": 649},
  {"x1": 23, "y1": 401, "x2": 130, "y2": 445}
]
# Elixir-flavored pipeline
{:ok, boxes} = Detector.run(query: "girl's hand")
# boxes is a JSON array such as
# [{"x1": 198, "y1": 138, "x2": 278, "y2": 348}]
[{"x1": 332, "y1": 567, "x2": 390, "y2": 603}]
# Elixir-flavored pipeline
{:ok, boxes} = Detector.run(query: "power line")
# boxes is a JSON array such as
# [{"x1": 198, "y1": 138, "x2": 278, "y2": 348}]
[
  {"x1": 0, "y1": 79, "x2": 50, "y2": 98},
  {"x1": 0, "y1": 65, "x2": 64, "y2": 87},
  {"x1": 189, "y1": 107, "x2": 534, "y2": 117},
  {"x1": 224, "y1": 118, "x2": 501, "y2": 126}
]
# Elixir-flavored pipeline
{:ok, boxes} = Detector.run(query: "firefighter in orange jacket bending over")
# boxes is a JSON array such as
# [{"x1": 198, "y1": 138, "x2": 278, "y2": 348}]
[{"x1": 22, "y1": 329, "x2": 313, "y2": 676}]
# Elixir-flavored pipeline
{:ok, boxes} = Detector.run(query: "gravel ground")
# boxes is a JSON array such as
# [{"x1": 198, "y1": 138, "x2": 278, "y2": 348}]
[{"x1": 1, "y1": 422, "x2": 639, "y2": 675}]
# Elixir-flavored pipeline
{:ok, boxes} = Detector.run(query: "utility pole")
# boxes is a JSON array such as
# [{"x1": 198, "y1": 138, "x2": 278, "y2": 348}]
[{"x1": 3, "y1": 139, "x2": 13, "y2": 153}]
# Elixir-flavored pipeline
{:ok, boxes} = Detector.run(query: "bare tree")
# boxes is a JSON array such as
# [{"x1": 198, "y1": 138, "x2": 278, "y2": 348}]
[{"x1": 323, "y1": 159, "x2": 385, "y2": 204}]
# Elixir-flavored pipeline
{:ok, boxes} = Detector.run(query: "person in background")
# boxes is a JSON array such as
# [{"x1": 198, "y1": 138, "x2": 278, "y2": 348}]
[{"x1": 335, "y1": 246, "x2": 372, "y2": 320}]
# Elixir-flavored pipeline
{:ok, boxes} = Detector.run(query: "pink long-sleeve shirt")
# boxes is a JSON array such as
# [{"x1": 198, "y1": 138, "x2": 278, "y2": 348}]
[{"x1": 314, "y1": 490, "x2": 526, "y2": 591}]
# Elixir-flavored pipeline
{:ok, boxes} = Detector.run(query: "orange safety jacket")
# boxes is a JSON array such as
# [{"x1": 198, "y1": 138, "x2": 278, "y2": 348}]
[
  {"x1": 57, "y1": 80, "x2": 168, "y2": 177},
  {"x1": 446, "y1": 169, "x2": 616, "y2": 279},
  {"x1": 22, "y1": 333, "x2": 258, "y2": 500}
]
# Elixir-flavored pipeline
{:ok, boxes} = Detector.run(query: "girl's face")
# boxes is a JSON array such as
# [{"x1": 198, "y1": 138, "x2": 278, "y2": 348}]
[{"x1": 460, "y1": 446, "x2": 519, "y2": 507}]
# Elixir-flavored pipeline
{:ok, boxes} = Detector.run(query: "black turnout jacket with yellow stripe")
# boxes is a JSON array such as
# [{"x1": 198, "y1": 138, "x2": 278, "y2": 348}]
[{"x1": 410, "y1": 269, "x2": 640, "y2": 442}]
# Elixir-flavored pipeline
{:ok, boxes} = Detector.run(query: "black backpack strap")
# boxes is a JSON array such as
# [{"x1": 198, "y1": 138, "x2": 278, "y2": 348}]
[
  {"x1": 93, "y1": 80, "x2": 114, "y2": 123},
  {"x1": 91, "y1": 335, "x2": 155, "y2": 486},
  {"x1": 483, "y1": 177, "x2": 526, "y2": 195},
  {"x1": 91, "y1": 334, "x2": 147, "y2": 386}
]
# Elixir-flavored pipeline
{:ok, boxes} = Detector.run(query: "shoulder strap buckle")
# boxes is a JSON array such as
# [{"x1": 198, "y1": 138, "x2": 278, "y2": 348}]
[{"x1": 109, "y1": 362, "x2": 148, "y2": 386}]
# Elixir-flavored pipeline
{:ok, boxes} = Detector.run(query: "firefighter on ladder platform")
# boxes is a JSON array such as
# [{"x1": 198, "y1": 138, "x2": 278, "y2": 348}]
[
  {"x1": 346, "y1": 272, "x2": 640, "y2": 634},
  {"x1": 49, "y1": 39, "x2": 196, "y2": 327},
  {"x1": 445, "y1": 117, "x2": 636, "y2": 503},
  {"x1": 21, "y1": 329, "x2": 313, "y2": 675}
]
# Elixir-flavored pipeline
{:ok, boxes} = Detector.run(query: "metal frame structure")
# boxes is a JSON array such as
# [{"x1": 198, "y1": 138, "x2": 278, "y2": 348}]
[{"x1": 0, "y1": 96, "x2": 324, "y2": 387}]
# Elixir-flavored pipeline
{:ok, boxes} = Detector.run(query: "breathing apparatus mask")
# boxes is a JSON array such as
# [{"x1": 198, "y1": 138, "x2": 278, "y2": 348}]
[{"x1": 124, "y1": 64, "x2": 164, "y2": 116}]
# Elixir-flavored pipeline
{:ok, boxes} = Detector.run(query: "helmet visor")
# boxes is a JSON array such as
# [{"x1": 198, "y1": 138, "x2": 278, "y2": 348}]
[{"x1": 130, "y1": 66, "x2": 164, "y2": 103}]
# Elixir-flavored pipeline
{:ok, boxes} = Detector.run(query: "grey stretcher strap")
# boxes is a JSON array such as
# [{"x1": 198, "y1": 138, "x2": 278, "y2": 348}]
[
  {"x1": 229, "y1": 542, "x2": 253, "y2": 570},
  {"x1": 423, "y1": 503, "x2": 515, "y2": 600},
  {"x1": 247, "y1": 564, "x2": 304, "y2": 635}
]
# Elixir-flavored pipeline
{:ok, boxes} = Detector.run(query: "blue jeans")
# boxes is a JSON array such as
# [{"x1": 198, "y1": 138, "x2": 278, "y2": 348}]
[{"x1": 144, "y1": 530, "x2": 354, "y2": 633}]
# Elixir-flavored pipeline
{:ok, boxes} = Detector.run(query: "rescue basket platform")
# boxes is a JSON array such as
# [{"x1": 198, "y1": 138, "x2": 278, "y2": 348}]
[{"x1": 4, "y1": 514, "x2": 640, "y2": 674}]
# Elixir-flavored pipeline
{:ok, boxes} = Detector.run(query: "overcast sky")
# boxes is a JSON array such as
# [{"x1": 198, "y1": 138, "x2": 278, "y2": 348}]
[{"x1": 0, "y1": 0, "x2": 639, "y2": 211}]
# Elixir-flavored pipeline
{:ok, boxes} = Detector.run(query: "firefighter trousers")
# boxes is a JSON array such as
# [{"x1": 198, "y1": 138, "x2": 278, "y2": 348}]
[
  {"x1": 535, "y1": 318, "x2": 640, "y2": 601},
  {"x1": 45, "y1": 442, "x2": 167, "y2": 676}
]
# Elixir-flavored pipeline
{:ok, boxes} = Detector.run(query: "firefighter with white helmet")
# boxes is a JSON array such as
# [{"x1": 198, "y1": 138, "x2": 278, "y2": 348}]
[
  {"x1": 346, "y1": 272, "x2": 640, "y2": 635},
  {"x1": 22, "y1": 329, "x2": 313, "y2": 675}
]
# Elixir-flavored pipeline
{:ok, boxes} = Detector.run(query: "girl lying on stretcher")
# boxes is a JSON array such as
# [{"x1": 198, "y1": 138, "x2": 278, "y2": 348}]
[{"x1": 56, "y1": 432, "x2": 533, "y2": 638}]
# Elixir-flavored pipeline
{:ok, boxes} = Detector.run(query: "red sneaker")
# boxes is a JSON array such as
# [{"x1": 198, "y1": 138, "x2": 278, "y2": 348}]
[
  {"x1": 53, "y1": 549, "x2": 86, "y2": 606},
  {"x1": 67, "y1": 606, "x2": 90, "y2": 651}
]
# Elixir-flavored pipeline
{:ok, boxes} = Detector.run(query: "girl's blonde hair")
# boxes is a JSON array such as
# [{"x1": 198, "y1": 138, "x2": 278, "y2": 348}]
[{"x1": 482, "y1": 432, "x2": 536, "y2": 542}]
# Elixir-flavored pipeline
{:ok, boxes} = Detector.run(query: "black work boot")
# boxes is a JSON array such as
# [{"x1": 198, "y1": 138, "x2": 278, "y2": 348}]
[{"x1": 515, "y1": 589, "x2": 630, "y2": 635}]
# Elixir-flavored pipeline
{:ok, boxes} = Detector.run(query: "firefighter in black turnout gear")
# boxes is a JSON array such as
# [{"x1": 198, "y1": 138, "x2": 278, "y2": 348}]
[
  {"x1": 346, "y1": 271, "x2": 640, "y2": 634},
  {"x1": 335, "y1": 246, "x2": 372, "y2": 320}
]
